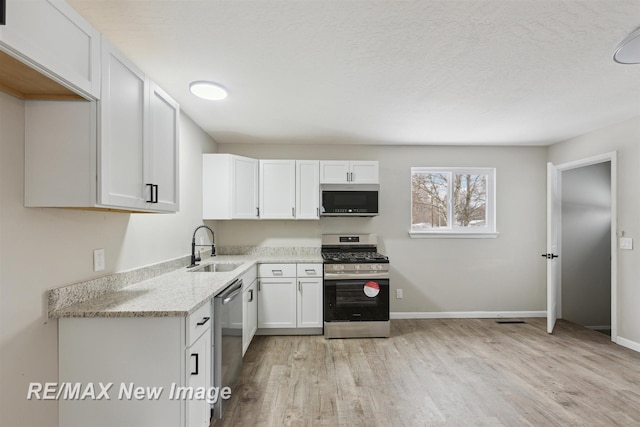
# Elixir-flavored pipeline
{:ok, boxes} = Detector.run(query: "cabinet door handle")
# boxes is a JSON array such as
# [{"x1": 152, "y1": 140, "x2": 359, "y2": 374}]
[
  {"x1": 258, "y1": 281, "x2": 261, "y2": 291},
  {"x1": 298, "y1": 281, "x2": 302, "y2": 292},
  {"x1": 146, "y1": 183, "x2": 154, "y2": 203},
  {"x1": 190, "y1": 353, "x2": 199, "y2": 375},
  {"x1": 350, "y1": 172, "x2": 354, "y2": 182},
  {"x1": 248, "y1": 289, "x2": 254, "y2": 302},
  {"x1": 196, "y1": 316, "x2": 210, "y2": 326},
  {"x1": 256, "y1": 207, "x2": 260, "y2": 217},
  {"x1": 346, "y1": 172, "x2": 349, "y2": 182},
  {"x1": 316, "y1": 207, "x2": 319, "y2": 217},
  {"x1": 146, "y1": 184, "x2": 159, "y2": 203},
  {"x1": 292, "y1": 207, "x2": 295, "y2": 217},
  {"x1": 272, "y1": 270, "x2": 283, "y2": 276},
  {"x1": 305, "y1": 269, "x2": 316, "y2": 275}
]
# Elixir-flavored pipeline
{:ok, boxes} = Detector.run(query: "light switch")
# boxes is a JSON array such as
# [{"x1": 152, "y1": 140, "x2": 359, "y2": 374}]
[
  {"x1": 94, "y1": 249, "x2": 105, "y2": 271},
  {"x1": 620, "y1": 237, "x2": 633, "y2": 250}
]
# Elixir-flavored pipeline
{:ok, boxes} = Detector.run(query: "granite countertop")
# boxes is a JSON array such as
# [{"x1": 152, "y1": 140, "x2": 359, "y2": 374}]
[{"x1": 50, "y1": 254, "x2": 323, "y2": 319}]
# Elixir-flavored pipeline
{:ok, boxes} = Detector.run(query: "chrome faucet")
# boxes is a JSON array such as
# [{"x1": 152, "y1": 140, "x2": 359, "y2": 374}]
[{"x1": 188, "y1": 225, "x2": 216, "y2": 268}]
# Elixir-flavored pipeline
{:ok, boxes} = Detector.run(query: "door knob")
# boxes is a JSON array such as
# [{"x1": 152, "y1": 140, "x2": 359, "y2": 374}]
[{"x1": 541, "y1": 253, "x2": 559, "y2": 259}]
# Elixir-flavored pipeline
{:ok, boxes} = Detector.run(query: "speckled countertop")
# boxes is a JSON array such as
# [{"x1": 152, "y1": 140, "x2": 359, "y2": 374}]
[{"x1": 50, "y1": 254, "x2": 323, "y2": 318}]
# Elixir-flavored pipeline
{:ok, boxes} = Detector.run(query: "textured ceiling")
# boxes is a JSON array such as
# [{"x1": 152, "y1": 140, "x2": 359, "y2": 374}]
[{"x1": 67, "y1": 0, "x2": 640, "y2": 146}]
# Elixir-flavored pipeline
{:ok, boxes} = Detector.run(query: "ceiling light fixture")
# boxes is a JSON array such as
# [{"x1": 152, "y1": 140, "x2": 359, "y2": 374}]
[
  {"x1": 189, "y1": 81, "x2": 228, "y2": 100},
  {"x1": 614, "y1": 27, "x2": 640, "y2": 64}
]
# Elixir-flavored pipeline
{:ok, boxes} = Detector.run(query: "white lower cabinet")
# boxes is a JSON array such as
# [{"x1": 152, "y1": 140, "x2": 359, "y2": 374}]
[
  {"x1": 241, "y1": 266, "x2": 258, "y2": 355},
  {"x1": 296, "y1": 264, "x2": 323, "y2": 328},
  {"x1": 257, "y1": 263, "x2": 323, "y2": 333},
  {"x1": 58, "y1": 302, "x2": 212, "y2": 427}
]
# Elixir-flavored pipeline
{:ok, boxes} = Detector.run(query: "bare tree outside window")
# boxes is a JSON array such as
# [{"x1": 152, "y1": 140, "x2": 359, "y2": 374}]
[
  {"x1": 411, "y1": 172, "x2": 448, "y2": 229},
  {"x1": 411, "y1": 168, "x2": 495, "y2": 234},
  {"x1": 453, "y1": 174, "x2": 487, "y2": 227}
]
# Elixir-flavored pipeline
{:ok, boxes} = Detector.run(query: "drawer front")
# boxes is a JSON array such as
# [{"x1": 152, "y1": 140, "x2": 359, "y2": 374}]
[
  {"x1": 258, "y1": 263, "x2": 296, "y2": 278},
  {"x1": 296, "y1": 263, "x2": 323, "y2": 278},
  {"x1": 187, "y1": 301, "x2": 212, "y2": 345}
]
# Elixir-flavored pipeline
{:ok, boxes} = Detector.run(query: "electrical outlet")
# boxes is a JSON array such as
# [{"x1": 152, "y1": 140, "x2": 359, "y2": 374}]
[
  {"x1": 620, "y1": 237, "x2": 633, "y2": 250},
  {"x1": 396, "y1": 289, "x2": 403, "y2": 299},
  {"x1": 94, "y1": 249, "x2": 105, "y2": 272}
]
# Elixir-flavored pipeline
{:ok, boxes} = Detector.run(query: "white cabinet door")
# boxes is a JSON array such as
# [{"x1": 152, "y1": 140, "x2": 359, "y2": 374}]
[
  {"x1": 260, "y1": 160, "x2": 296, "y2": 219},
  {"x1": 232, "y1": 156, "x2": 259, "y2": 219},
  {"x1": 320, "y1": 161, "x2": 350, "y2": 184},
  {"x1": 258, "y1": 278, "x2": 297, "y2": 328},
  {"x1": 148, "y1": 82, "x2": 180, "y2": 212},
  {"x1": 297, "y1": 277, "x2": 323, "y2": 328},
  {"x1": 350, "y1": 161, "x2": 379, "y2": 184},
  {"x1": 0, "y1": 0, "x2": 100, "y2": 98},
  {"x1": 247, "y1": 281, "x2": 258, "y2": 342},
  {"x1": 296, "y1": 160, "x2": 320, "y2": 219},
  {"x1": 186, "y1": 332, "x2": 211, "y2": 427},
  {"x1": 99, "y1": 38, "x2": 148, "y2": 210},
  {"x1": 242, "y1": 280, "x2": 258, "y2": 355}
]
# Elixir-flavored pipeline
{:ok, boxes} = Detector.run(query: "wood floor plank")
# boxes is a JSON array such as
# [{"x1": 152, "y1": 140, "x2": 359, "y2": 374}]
[{"x1": 212, "y1": 319, "x2": 640, "y2": 426}]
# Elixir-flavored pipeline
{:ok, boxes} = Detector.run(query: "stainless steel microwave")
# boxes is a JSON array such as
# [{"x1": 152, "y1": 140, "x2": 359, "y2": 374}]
[{"x1": 320, "y1": 184, "x2": 379, "y2": 217}]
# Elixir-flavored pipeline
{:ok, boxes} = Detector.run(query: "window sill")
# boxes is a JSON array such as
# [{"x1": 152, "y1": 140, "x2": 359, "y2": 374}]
[{"x1": 409, "y1": 231, "x2": 500, "y2": 239}]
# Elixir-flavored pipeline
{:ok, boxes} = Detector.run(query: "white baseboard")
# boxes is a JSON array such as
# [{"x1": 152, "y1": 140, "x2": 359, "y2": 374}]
[
  {"x1": 616, "y1": 336, "x2": 640, "y2": 353},
  {"x1": 390, "y1": 311, "x2": 546, "y2": 319}
]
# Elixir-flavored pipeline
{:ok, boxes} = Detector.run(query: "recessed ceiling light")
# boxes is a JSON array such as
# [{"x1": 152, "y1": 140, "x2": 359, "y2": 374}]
[
  {"x1": 189, "y1": 81, "x2": 228, "y2": 100},
  {"x1": 614, "y1": 28, "x2": 640, "y2": 64}
]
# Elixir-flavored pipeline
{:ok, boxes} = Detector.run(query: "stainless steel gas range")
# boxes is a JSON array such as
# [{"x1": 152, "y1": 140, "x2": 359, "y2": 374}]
[{"x1": 321, "y1": 234, "x2": 390, "y2": 338}]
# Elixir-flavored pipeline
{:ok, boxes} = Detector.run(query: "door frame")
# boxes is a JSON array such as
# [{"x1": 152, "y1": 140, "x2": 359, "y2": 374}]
[{"x1": 550, "y1": 151, "x2": 617, "y2": 341}]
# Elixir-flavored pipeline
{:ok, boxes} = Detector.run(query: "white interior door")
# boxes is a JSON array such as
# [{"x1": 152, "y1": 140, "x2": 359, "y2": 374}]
[{"x1": 546, "y1": 162, "x2": 560, "y2": 333}]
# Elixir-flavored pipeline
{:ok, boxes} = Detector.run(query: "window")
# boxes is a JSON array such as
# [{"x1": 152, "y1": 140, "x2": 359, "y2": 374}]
[{"x1": 410, "y1": 167, "x2": 497, "y2": 238}]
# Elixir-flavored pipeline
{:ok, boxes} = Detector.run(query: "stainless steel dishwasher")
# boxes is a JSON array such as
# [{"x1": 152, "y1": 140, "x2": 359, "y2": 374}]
[{"x1": 213, "y1": 278, "x2": 243, "y2": 419}]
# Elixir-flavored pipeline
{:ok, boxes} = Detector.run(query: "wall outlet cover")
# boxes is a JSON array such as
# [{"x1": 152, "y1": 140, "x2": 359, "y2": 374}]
[
  {"x1": 620, "y1": 237, "x2": 633, "y2": 250},
  {"x1": 94, "y1": 248, "x2": 105, "y2": 271}
]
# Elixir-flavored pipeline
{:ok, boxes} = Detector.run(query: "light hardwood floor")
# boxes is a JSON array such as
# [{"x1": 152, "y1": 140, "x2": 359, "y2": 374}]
[{"x1": 213, "y1": 319, "x2": 640, "y2": 426}]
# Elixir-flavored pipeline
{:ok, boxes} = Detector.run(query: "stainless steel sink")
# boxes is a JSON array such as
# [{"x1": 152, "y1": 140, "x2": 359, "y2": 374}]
[{"x1": 189, "y1": 262, "x2": 242, "y2": 273}]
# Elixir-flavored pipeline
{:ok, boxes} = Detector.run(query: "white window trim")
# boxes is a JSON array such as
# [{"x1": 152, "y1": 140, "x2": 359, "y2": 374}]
[{"x1": 409, "y1": 167, "x2": 498, "y2": 239}]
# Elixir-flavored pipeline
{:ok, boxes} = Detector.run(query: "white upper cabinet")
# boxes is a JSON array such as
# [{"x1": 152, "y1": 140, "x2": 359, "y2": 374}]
[
  {"x1": 320, "y1": 160, "x2": 379, "y2": 184},
  {"x1": 0, "y1": 0, "x2": 100, "y2": 99},
  {"x1": 203, "y1": 154, "x2": 259, "y2": 220},
  {"x1": 24, "y1": 37, "x2": 180, "y2": 213},
  {"x1": 259, "y1": 160, "x2": 320, "y2": 220},
  {"x1": 296, "y1": 160, "x2": 320, "y2": 219},
  {"x1": 259, "y1": 160, "x2": 296, "y2": 219}
]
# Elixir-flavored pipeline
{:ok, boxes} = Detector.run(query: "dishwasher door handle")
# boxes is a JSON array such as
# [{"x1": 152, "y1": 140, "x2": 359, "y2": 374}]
[
  {"x1": 222, "y1": 288, "x2": 241, "y2": 305},
  {"x1": 218, "y1": 279, "x2": 243, "y2": 305}
]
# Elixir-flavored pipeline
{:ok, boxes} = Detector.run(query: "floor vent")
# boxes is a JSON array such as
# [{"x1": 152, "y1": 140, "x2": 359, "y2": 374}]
[{"x1": 495, "y1": 320, "x2": 526, "y2": 324}]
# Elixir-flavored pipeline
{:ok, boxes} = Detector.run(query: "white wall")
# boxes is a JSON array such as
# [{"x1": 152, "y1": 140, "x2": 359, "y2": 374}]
[
  {"x1": 0, "y1": 91, "x2": 217, "y2": 426},
  {"x1": 548, "y1": 116, "x2": 640, "y2": 348},
  {"x1": 217, "y1": 143, "x2": 548, "y2": 314},
  {"x1": 561, "y1": 162, "x2": 611, "y2": 328}
]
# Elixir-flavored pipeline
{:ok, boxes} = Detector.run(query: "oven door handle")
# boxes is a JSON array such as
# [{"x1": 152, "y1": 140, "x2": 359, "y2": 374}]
[{"x1": 324, "y1": 272, "x2": 389, "y2": 281}]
